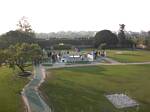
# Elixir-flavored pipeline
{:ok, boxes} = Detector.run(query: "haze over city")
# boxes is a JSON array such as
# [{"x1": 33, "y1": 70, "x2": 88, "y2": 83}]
[{"x1": 0, "y1": 0, "x2": 150, "y2": 34}]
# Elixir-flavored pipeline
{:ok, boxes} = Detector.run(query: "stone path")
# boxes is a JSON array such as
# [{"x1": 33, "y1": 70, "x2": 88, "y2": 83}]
[
  {"x1": 44, "y1": 58, "x2": 150, "y2": 70},
  {"x1": 101, "y1": 57, "x2": 121, "y2": 64},
  {"x1": 22, "y1": 65, "x2": 51, "y2": 112}
]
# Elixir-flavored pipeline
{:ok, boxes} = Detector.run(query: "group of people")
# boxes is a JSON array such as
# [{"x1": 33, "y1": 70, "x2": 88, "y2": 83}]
[
  {"x1": 47, "y1": 51, "x2": 70, "y2": 63},
  {"x1": 43, "y1": 50, "x2": 107, "y2": 64}
]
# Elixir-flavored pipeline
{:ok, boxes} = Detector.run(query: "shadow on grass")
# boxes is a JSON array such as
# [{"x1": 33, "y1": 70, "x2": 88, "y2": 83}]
[{"x1": 18, "y1": 71, "x2": 32, "y2": 77}]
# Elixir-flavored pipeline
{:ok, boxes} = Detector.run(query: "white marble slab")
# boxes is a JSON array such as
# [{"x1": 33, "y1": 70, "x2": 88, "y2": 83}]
[{"x1": 106, "y1": 93, "x2": 139, "y2": 109}]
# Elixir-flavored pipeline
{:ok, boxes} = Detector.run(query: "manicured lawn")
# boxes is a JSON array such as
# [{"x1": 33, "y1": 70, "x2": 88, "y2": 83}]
[
  {"x1": 107, "y1": 50, "x2": 150, "y2": 62},
  {"x1": 0, "y1": 66, "x2": 30, "y2": 112},
  {"x1": 41, "y1": 64, "x2": 150, "y2": 112}
]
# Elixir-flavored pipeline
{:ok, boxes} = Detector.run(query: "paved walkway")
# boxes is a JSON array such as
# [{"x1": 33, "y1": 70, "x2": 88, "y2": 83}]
[
  {"x1": 22, "y1": 65, "x2": 51, "y2": 112},
  {"x1": 101, "y1": 57, "x2": 121, "y2": 64},
  {"x1": 45, "y1": 57, "x2": 150, "y2": 69}
]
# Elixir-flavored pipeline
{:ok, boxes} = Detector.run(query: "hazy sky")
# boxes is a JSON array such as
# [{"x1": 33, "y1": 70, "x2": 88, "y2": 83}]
[{"x1": 0, "y1": 0, "x2": 150, "y2": 34}]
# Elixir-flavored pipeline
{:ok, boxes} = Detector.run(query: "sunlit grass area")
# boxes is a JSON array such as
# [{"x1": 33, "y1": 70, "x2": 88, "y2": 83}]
[
  {"x1": 107, "y1": 50, "x2": 150, "y2": 62},
  {"x1": 0, "y1": 66, "x2": 30, "y2": 112},
  {"x1": 41, "y1": 64, "x2": 150, "y2": 112}
]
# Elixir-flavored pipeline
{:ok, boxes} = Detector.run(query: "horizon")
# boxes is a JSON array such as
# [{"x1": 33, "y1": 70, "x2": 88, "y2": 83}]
[{"x1": 0, "y1": 0, "x2": 150, "y2": 34}]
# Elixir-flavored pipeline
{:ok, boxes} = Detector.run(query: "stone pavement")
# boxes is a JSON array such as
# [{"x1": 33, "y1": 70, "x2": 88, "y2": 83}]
[{"x1": 22, "y1": 65, "x2": 51, "y2": 112}]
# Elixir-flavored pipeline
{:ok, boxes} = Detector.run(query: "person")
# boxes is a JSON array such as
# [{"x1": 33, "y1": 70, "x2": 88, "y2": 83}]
[
  {"x1": 52, "y1": 53, "x2": 55, "y2": 63},
  {"x1": 73, "y1": 54, "x2": 75, "y2": 63},
  {"x1": 101, "y1": 50, "x2": 104, "y2": 57},
  {"x1": 47, "y1": 52, "x2": 51, "y2": 57},
  {"x1": 67, "y1": 51, "x2": 69, "y2": 54},
  {"x1": 95, "y1": 51, "x2": 98, "y2": 59},
  {"x1": 58, "y1": 52, "x2": 61, "y2": 61},
  {"x1": 104, "y1": 50, "x2": 106, "y2": 57},
  {"x1": 101, "y1": 50, "x2": 106, "y2": 57}
]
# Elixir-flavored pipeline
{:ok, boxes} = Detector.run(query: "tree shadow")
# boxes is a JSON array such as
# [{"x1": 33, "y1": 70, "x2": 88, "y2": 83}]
[{"x1": 18, "y1": 71, "x2": 32, "y2": 77}]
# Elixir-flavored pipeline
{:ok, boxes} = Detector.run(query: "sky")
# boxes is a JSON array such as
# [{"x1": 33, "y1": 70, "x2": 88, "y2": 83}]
[{"x1": 0, "y1": 0, "x2": 150, "y2": 34}]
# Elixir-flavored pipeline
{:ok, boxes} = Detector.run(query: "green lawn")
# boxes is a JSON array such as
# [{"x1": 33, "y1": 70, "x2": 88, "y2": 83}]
[
  {"x1": 107, "y1": 50, "x2": 150, "y2": 62},
  {"x1": 0, "y1": 66, "x2": 30, "y2": 112},
  {"x1": 41, "y1": 64, "x2": 150, "y2": 112}
]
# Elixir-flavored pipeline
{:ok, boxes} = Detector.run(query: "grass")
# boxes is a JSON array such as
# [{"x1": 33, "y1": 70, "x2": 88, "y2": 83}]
[
  {"x1": 0, "y1": 66, "x2": 31, "y2": 112},
  {"x1": 107, "y1": 49, "x2": 150, "y2": 62},
  {"x1": 41, "y1": 64, "x2": 150, "y2": 112},
  {"x1": 42, "y1": 63, "x2": 53, "y2": 66}
]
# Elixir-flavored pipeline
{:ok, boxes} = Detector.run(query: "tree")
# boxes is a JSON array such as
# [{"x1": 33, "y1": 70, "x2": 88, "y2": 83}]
[
  {"x1": 118, "y1": 24, "x2": 126, "y2": 47},
  {"x1": 1, "y1": 43, "x2": 42, "y2": 73},
  {"x1": 0, "y1": 50, "x2": 7, "y2": 66},
  {"x1": 145, "y1": 31, "x2": 150, "y2": 49},
  {"x1": 0, "y1": 17, "x2": 36, "y2": 49},
  {"x1": 0, "y1": 30, "x2": 36, "y2": 48},
  {"x1": 94, "y1": 30, "x2": 118, "y2": 48},
  {"x1": 119, "y1": 24, "x2": 125, "y2": 31},
  {"x1": 98, "y1": 43, "x2": 106, "y2": 50},
  {"x1": 17, "y1": 16, "x2": 32, "y2": 32}
]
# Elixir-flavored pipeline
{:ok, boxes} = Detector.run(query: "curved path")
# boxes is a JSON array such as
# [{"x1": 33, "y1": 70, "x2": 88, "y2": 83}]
[
  {"x1": 45, "y1": 61, "x2": 150, "y2": 70},
  {"x1": 22, "y1": 65, "x2": 51, "y2": 112},
  {"x1": 21, "y1": 57, "x2": 150, "y2": 112},
  {"x1": 45, "y1": 57, "x2": 150, "y2": 70}
]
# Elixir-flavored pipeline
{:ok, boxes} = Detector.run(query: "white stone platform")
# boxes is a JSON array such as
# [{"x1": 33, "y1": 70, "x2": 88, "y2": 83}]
[{"x1": 106, "y1": 93, "x2": 139, "y2": 109}]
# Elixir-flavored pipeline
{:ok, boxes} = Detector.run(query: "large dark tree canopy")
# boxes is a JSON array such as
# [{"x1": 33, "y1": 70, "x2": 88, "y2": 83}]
[
  {"x1": 94, "y1": 30, "x2": 118, "y2": 48},
  {"x1": 0, "y1": 30, "x2": 36, "y2": 48}
]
